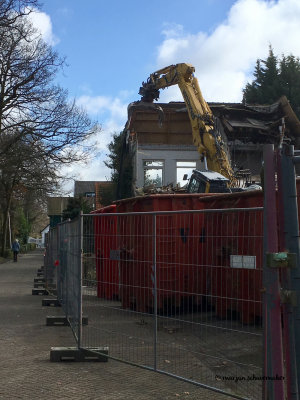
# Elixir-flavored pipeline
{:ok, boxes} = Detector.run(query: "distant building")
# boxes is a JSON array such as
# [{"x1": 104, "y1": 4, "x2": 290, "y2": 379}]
[
  {"x1": 74, "y1": 180, "x2": 114, "y2": 210},
  {"x1": 74, "y1": 181, "x2": 97, "y2": 210},
  {"x1": 40, "y1": 224, "x2": 50, "y2": 247},
  {"x1": 74, "y1": 181, "x2": 96, "y2": 198},
  {"x1": 47, "y1": 197, "x2": 69, "y2": 227}
]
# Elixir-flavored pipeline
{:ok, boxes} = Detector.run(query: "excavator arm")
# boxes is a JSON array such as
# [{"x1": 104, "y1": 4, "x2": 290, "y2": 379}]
[{"x1": 139, "y1": 63, "x2": 236, "y2": 184}]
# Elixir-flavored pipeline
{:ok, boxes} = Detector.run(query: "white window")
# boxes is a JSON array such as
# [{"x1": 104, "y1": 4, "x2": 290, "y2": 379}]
[
  {"x1": 176, "y1": 161, "x2": 197, "y2": 187},
  {"x1": 85, "y1": 192, "x2": 95, "y2": 197},
  {"x1": 143, "y1": 160, "x2": 164, "y2": 187}
]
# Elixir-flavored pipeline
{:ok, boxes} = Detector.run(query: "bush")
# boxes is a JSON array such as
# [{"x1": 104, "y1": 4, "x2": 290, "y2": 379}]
[
  {"x1": 20, "y1": 243, "x2": 36, "y2": 253},
  {"x1": 3, "y1": 249, "x2": 12, "y2": 258}
]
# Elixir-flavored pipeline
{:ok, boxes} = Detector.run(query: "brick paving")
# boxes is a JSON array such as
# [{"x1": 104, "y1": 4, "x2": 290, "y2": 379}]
[{"x1": 0, "y1": 250, "x2": 232, "y2": 400}]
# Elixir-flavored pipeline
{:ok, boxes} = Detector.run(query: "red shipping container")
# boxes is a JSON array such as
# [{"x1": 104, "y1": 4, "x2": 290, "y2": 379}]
[
  {"x1": 91, "y1": 189, "x2": 266, "y2": 321},
  {"x1": 91, "y1": 178, "x2": 300, "y2": 321}
]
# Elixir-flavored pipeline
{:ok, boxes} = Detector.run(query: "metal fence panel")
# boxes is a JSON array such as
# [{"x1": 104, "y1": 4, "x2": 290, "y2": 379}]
[
  {"x1": 44, "y1": 228, "x2": 58, "y2": 293},
  {"x1": 81, "y1": 209, "x2": 263, "y2": 400},
  {"x1": 56, "y1": 218, "x2": 82, "y2": 342},
  {"x1": 42, "y1": 146, "x2": 300, "y2": 399}
]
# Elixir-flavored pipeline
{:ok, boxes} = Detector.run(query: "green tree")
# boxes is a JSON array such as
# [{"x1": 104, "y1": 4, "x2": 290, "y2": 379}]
[
  {"x1": 243, "y1": 47, "x2": 300, "y2": 118},
  {"x1": 243, "y1": 46, "x2": 280, "y2": 105},
  {"x1": 279, "y1": 55, "x2": 300, "y2": 116},
  {"x1": 105, "y1": 131, "x2": 134, "y2": 200},
  {"x1": 62, "y1": 197, "x2": 92, "y2": 221},
  {"x1": 14, "y1": 207, "x2": 31, "y2": 244},
  {"x1": 96, "y1": 183, "x2": 116, "y2": 207},
  {"x1": 242, "y1": 60, "x2": 264, "y2": 104}
]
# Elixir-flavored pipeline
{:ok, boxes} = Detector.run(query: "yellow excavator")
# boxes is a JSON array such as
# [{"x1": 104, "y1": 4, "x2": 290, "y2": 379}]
[{"x1": 139, "y1": 63, "x2": 243, "y2": 193}]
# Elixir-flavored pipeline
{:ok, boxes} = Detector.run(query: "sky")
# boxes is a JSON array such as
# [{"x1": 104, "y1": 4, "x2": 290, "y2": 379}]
[{"x1": 29, "y1": 0, "x2": 300, "y2": 193}]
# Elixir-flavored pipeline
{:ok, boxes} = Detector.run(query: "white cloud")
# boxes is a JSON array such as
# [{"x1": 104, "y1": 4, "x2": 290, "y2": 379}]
[
  {"x1": 59, "y1": 93, "x2": 130, "y2": 194},
  {"x1": 77, "y1": 95, "x2": 111, "y2": 115},
  {"x1": 60, "y1": 156, "x2": 112, "y2": 195},
  {"x1": 76, "y1": 93, "x2": 128, "y2": 153},
  {"x1": 156, "y1": 0, "x2": 300, "y2": 102},
  {"x1": 61, "y1": 0, "x2": 300, "y2": 193},
  {"x1": 27, "y1": 8, "x2": 59, "y2": 46},
  {"x1": 77, "y1": 95, "x2": 128, "y2": 120}
]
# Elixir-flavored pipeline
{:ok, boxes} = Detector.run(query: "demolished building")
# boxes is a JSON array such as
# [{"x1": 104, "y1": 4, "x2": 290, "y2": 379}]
[{"x1": 119, "y1": 95, "x2": 300, "y2": 195}]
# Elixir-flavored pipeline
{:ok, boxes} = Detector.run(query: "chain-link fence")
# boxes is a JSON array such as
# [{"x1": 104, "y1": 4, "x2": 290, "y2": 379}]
[
  {"x1": 43, "y1": 145, "x2": 300, "y2": 399},
  {"x1": 78, "y1": 208, "x2": 263, "y2": 400}
]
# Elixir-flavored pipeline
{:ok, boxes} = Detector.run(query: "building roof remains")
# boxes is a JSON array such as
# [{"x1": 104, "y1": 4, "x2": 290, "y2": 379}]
[{"x1": 125, "y1": 96, "x2": 300, "y2": 147}]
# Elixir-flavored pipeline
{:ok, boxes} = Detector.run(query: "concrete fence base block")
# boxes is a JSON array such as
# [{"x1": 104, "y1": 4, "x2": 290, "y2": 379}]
[
  {"x1": 45, "y1": 288, "x2": 57, "y2": 296},
  {"x1": 34, "y1": 277, "x2": 45, "y2": 283},
  {"x1": 46, "y1": 316, "x2": 69, "y2": 326},
  {"x1": 32, "y1": 288, "x2": 48, "y2": 296},
  {"x1": 34, "y1": 282, "x2": 45, "y2": 288},
  {"x1": 46, "y1": 315, "x2": 88, "y2": 326},
  {"x1": 42, "y1": 298, "x2": 61, "y2": 307},
  {"x1": 50, "y1": 347, "x2": 109, "y2": 362},
  {"x1": 46, "y1": 283, "x2": 56, "y2": 289}
]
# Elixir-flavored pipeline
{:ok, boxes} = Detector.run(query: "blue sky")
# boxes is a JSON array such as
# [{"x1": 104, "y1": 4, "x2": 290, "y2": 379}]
[
  {"x1": 30, "y1": 0, "x2": 300, "y2": 190},
  {"x1": 41, "y1": 0, "x2": 237, "y2": 99}
]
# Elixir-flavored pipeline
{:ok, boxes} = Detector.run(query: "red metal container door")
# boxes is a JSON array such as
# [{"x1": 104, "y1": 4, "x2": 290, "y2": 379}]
[
  {"x1": 119, "y1": 213, "x2": 153, "y2": 312},
  {"x1": 202, "y1": 191, "x2": 264, "y2": 323},
  {"x1": 116, "y1": 194, "x2": 207, "y2": 313},
  {"x1": 93, "y1": 205, "x2": 119, "y2": 300}
]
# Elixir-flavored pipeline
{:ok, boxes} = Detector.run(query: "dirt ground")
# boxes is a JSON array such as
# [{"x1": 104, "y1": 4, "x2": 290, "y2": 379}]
[
  {"x1": 81, "y1": 288, "x2": 262, "y2": 400},
  {"x1": 0, "y1": 249, "x2": 239, "y2": 400}
]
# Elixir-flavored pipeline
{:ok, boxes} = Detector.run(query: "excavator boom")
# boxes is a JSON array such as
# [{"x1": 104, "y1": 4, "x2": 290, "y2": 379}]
[{"x1": 139, "y1": 63, "x2": 236, "y2": 185}]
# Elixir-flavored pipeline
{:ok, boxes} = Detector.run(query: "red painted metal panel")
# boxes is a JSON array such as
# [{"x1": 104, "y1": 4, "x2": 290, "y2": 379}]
[
  {"x1": 116, "y1": 194, "x2": 206, "y2": 313},
  {"x1": 92, "y1": 205, "x2": 119, "y2": 300}
]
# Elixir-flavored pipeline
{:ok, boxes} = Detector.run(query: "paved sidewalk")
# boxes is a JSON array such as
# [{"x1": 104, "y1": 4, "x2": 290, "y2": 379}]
[{"x1": 0, "y1": 250, "x2": 230, "y2": 400}]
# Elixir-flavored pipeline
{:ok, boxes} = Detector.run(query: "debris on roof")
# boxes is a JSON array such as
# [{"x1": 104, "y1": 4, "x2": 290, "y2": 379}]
[{"x1": 126, "y1": 96, "x2": 300, "y2": 146}]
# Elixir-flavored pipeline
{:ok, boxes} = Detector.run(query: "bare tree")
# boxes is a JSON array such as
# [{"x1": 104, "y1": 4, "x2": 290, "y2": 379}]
[
  {"x1": 0, "y1": 1, "x2": 100, "y2": 254},
  {"x1": 0, "y1": 0, "x2": 99, "y2": 161},
  {"x1": 0, "y1": 0, "x2": 39, "y2": 27},
  {"x1": 0, "y1": 133, "x2": 59, "y2": 254}
]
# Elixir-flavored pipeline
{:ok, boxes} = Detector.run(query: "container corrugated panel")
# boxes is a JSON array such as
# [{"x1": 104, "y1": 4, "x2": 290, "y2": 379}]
[
  {"x1": 198, "y1": 190, "x2": 264, "y2": 323},
  {"x1": 115, "y1": 194, "x2": 209, "y2": 312},
  {"x1": 92, "y1": 205, "x2": 119, "y2": 300}
]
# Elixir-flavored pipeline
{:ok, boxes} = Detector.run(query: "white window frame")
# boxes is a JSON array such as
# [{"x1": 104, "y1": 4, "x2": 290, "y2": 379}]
[{"x1": 143, "y1": 160, "x2": 164, "y2": 187}]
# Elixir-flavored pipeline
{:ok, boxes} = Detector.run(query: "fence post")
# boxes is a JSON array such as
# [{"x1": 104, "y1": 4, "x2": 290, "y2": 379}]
[
  {"x1": 56, "y1": 224, "x2": 60, "y2": 304},
  {"x1": 279, "y1": 144, "x2": 300, "y2": 398},
  {"x1": 65, "y1": 221, "x2": 70, "y2": 319},
  {"x1": 152, "y1": 213, "x2": 157, "y2": 371},
  {"x1": 263, "y1": 144, "x2": 285, "y2": 399},
  {"x1": 78, "y1": 212, "x2": 83, "y2": 349}
]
